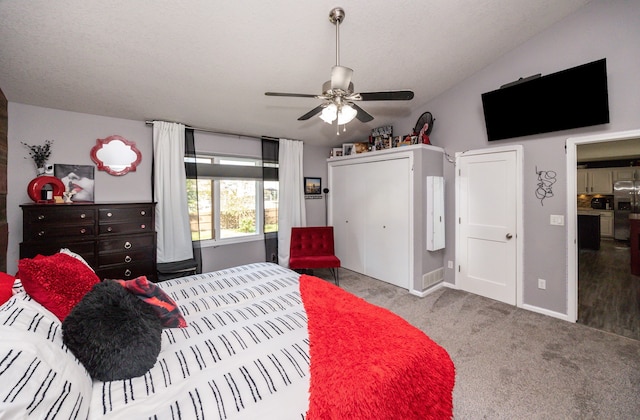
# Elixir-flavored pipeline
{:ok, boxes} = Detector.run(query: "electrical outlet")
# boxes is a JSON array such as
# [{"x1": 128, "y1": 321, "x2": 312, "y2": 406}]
[
  {"x1": 538, "y1": 278, "x2": 546, "y2": 289},
  {"x1": 447, "y1": 260, "x2": 453, "y2": 269}
]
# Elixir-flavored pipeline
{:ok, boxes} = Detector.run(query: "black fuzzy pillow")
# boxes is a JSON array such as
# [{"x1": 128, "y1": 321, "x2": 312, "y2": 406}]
[{"x1": 62, "y1": 280, "x2": 162, "y2": 381}]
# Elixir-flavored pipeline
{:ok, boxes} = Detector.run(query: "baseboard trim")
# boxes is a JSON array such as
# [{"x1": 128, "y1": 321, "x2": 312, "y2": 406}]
[
  {"x1": 410, "y1": 282, "x2": 444, "y2": 297},
  {"x1": 520, "y1": 303, "x2": 569, "y2": 322}
]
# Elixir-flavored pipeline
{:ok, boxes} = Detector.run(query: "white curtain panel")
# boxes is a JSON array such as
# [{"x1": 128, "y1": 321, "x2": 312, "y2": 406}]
[
  {"x1": 153, "y1": 121, "x2": 194, "y2": 263},
  {"x1": 277, "y1": 138, "x2": 306, "y2": 267}
]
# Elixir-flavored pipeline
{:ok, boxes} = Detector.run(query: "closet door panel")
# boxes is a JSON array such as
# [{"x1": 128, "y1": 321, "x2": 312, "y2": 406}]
[
  {"x1": 331, "y1": 163, "x2": 366, "y2": 273},
  {"x1": 364, "y1": 158, "x2": 410, "y2": 287}
]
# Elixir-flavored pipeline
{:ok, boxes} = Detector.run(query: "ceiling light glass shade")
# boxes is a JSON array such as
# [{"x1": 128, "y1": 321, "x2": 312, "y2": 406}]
[
  {"x1": 338, "y1": 104, "x2": 357, "y2": 124},
  {"x1": 320, "y1": 104, "x2": 338, "y2": 123},
  {"x1": 319, "y1": 103, "x2": 357, "y2": 125}
]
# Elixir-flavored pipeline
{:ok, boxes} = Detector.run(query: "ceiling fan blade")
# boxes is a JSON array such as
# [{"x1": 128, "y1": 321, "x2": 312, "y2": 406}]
[
  {"x1": 359, "y1": 90, "x2": 415, "y2": 101},
  {"x1": 298, "y1": 105, "x2": 325, "y2": 121},
  {"x1": 351, "y1": 103, "x2": 374, "y2": 122},
  {"x1": 331, "y1": 66, "x2": 353, "y2": 91},
  {"x1": 265, "y1": 92, "x2": 317, "y2": 98}
]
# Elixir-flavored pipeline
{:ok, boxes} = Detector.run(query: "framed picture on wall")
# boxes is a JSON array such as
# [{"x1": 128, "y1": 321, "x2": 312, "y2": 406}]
[
  {"x1": 304, "y1": 177, "x2": 322, "y2": 195},
  {"x1": 54, "y1": 164, "x2": 95, "y2": 202}
]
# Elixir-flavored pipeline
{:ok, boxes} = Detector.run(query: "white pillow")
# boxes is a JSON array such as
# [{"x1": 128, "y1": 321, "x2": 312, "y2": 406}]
[
  {"x1": 0, "y1": 293, "x2": 93, "y2": 418},
  {"x1": 59, "y1": 247, "x2": 95, "y2": 271}
]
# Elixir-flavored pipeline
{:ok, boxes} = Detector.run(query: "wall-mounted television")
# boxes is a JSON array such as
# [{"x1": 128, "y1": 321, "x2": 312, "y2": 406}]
[{"x1": 481, "y1": 58, "x2": 609, "y2": 141}]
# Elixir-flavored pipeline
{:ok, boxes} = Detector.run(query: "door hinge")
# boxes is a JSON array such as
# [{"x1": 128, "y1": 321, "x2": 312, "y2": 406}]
[
  {"x1": 459, "y1": 217, "x2": 461, "y2": 224},
  {"x1": 458, "y1": 265, "x2": 461, "y2": 272}
]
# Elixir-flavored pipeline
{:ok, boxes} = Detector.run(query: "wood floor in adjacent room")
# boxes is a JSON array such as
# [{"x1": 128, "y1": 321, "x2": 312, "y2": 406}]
[{"x1": 578, "y1": 238, "x2": 640, "y2": 341}]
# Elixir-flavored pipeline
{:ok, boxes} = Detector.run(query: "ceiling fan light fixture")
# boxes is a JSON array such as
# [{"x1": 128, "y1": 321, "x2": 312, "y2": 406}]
[
  {"x1": 337, "y1": 103, "x2": 357, "y2": 125},
  {"x1": 320, "y1": 104, "x2": 338, "y2": 123}
]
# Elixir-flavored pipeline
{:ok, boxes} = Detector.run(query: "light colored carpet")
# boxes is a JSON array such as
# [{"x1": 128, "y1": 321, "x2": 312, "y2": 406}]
[{"x1": 312, "y1": 268, "x2": 640, "y2": 419}]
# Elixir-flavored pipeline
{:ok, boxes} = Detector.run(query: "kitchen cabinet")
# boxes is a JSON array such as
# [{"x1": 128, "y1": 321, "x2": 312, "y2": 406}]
[
  {"x1": 577, "y1": 209, "x2": 613, "y2": 238},
  {"x1": 577, "y1": 168, "x2": 613, "y2": 194},
  {"x1": 613, "y1": 168, "x2": 637, "y2": 181}
]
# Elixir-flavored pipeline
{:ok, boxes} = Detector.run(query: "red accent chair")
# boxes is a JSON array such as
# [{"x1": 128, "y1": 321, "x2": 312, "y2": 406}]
[{"x1": 289, "y1": 226, "x2": 340, "y2": 286}]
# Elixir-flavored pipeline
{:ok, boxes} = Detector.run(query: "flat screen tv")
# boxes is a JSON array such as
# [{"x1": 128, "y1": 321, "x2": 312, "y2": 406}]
[{"x1": 481, "y1": 58, "x2": 609, "y2": 141}]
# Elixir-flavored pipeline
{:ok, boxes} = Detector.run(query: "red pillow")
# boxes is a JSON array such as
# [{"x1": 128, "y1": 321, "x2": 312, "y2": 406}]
[
  {"x1": 0, "y1": 272, "x2": 15, "y2": 305},
  {"x1": 113, "y1": 276, "x2": 186, "y2": 328},
  {"x1": 18, "y1": 253, "x2": 100, "y2": 321}
]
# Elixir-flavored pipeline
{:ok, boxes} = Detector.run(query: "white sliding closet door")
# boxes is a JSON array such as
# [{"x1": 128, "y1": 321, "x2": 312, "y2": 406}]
[
  {"x1": 365, "y1": 158, "x2": 410, "y2": 287},
  {"x1": 332, "y1": 163, "x2": 366, "y2": 274},
  {"x1": 330, "y1": 157, "x2": 410, "y2": 288}
]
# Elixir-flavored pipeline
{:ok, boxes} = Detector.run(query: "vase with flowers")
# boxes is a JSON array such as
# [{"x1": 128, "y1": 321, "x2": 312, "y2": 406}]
[{"x1": 22, "y1": 140, "x2": 54, "y2": 176}]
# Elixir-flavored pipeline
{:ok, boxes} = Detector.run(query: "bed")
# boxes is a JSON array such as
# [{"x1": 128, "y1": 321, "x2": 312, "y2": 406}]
[{"x1": 0, "y1": 260, "x2": 455, "y2": 419}]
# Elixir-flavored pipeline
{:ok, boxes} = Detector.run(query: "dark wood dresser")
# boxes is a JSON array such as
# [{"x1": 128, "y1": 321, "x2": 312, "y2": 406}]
[{"x1": 20, "y1": 202, "x2": 157, "y2": 281}]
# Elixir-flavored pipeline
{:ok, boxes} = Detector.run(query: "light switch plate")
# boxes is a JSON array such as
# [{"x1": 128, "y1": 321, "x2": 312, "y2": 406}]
[{"x1": 550, "y1": 215, "x2": 565, "y2": 226}]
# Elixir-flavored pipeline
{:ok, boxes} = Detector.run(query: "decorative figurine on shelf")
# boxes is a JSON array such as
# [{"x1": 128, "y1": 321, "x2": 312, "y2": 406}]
[
  {"x1": 63, "y1": 190, "x2": 77, "y2": 203},
  {"x1": 21, "y1": 140, "x2": 54, "y2": 175}
]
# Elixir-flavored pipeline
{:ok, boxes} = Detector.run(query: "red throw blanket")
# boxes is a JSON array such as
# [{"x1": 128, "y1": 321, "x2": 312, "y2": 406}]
[{"x1": 300, "y1": 275, "x2": 455, "y2": 419}]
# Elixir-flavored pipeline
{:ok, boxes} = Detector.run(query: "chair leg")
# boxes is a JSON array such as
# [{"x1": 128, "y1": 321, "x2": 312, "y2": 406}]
[{"x1": 330, "y1": 267, "x2": 339, "y2": 287}]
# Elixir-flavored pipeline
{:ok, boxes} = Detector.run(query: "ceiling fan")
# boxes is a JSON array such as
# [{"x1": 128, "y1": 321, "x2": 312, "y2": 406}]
[{"x1": 265, "y1": 7, "x2": 414, "y2": 132}]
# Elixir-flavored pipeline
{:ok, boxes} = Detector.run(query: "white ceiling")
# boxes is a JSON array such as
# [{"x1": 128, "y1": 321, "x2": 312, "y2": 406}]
[{"x1": 0, "y1": 0, "x2": 593, "y2": 146}]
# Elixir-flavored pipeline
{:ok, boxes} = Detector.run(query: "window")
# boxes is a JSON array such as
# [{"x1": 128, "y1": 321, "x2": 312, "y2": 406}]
[{"x1": 186, "y1": 155, "x2": 278, "y2": 244}]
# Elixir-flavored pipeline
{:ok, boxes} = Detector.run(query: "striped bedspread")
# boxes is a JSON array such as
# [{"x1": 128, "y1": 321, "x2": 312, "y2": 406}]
[
  {"x1": 93, "y1": 263, "x2": 310, "y2": 419},
  {"x1": 0, "y1": 263, "x2": 310, "y2": 419}
]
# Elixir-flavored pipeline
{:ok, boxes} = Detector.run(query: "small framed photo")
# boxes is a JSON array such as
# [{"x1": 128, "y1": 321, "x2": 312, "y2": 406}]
[
  {"x1": 332, "y1": 147, "x2": 343, "y2": 157},
  {"x1": 54, "y1": 164, "x2": 95, "y2": 202},
  {"x1": 304, "y1": 177, "x2": 322, "y2": 195},
  {"x1": 342, "y1": 143, "x2": 355, "y2": 156},
  {"x1": 354, "y1": 142, "x2": 368, "y2": 154}
]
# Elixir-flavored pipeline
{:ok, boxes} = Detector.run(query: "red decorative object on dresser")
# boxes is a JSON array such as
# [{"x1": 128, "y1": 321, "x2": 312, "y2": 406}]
[{"x1": 19, "y1": 202, "x2": 157, "y2": 281}]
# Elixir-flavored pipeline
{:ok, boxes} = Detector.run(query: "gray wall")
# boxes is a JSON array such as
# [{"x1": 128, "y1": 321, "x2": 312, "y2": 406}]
[
  {"x1": 394, "y1": 0, "x2": 640, "y2": 314},
  {"x1": 6, "y1": 104, "x2": 330, "y2": 274}
]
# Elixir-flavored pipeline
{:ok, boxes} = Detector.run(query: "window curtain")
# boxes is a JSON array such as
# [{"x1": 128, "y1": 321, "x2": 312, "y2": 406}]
[
  {"x1": 152, "y1": 121, "x2": 194, "y2": 263},
  {"x1": 262, "y1": 138, "x2": 279, "y2": 263},
  {"x1": 277, "y1": 138, "x2": 306, "y2": 267},
  {"x1": 184, "y1": 129, "x2": 202, "y2": 273}
]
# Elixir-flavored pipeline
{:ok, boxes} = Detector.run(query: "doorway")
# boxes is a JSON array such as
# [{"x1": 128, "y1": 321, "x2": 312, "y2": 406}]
[
  {"x1": 566, "y1": 129, "x2": 640, "y2": 340},
  {"x1": 455, "y1": 145, "x2": 523, "y2": 306}
]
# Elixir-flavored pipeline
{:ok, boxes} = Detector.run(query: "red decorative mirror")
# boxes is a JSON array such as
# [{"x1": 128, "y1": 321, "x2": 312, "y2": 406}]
[{"x1": 90, "y1": 135, "x2": 142, "y2": 176}]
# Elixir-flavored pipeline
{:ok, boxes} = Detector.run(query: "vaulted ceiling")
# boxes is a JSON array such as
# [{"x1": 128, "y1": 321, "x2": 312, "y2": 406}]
[{"x1": 0, "y1": 0, "x2": 592, "y2": 146}]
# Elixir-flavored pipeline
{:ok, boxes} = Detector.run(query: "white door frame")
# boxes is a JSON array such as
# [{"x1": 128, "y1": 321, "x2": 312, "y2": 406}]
[
  {"x1": 455, "y1": 144, "x2": 524, "y2": 307},
  {"x1": 566, "y1": 128, "x2": 640, "y2": 322}
]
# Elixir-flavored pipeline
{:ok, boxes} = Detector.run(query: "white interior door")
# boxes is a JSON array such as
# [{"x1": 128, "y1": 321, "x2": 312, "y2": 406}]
[{"x1": 457, "y1": 149, "x2": 519, "y2": 305}]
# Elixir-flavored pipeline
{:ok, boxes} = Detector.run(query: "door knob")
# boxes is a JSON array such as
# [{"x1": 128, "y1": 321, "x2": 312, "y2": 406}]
[{"x1": 506, "y1": 233, "x2": 513, "y2": 239}]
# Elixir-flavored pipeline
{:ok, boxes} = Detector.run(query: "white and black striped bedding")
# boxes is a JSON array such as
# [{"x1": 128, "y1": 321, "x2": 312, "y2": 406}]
[{"x1": 0, "y1": 262, "x2": 310, "y2": 419}]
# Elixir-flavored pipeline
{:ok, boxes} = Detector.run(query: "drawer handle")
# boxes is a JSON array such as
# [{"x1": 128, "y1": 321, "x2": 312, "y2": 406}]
[
  {"x1": 80, "y1": 228, "x2": 87, "y2": 234},
  {"x1": 140, "y1": 224, "x2": 146, "y2": 229},
  {"x1": 124, "y1": 255, "x2": 132, "y2": 263},
  {"x1": 107, "y1": 212, "x2": 112, "y2": 217},
  {"x1": 140, "y1": 210, "x2": 146, "y2": 216},
  {"x1": 124, "y1": 269, "x2": 132, "y2": 277},
  {"x1": 38, "y1": 215, "x2": 45, "y2": 220},
  {"x1": 80, "y1": 213, "x2": 86, "y2": 219},
  {"x1": 38, "y1": 231, "x2": 45, "y2": 237},
  {"x1": 107, "y1": 226, "x2": 113, "y2": 232},
  {"x1": 124, "y1": 241, "x2": 132, "y2": 249}
]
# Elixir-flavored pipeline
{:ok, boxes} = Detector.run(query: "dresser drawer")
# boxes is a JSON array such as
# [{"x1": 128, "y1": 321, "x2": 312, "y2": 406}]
[
  {"x1": 97, "y1": 261, "x2": 156, "y2": 281},
  {"x1": 20, "y1": 240, "x2": 96, "y2": 265},
  {"x1": 99, "y1": 221, "x2": 152, "y2": 235},
  {"x1": 23, "y1": 207, "x2": 96, "y2": 226},
  {"x1": 98, "y1": 234, "x2": 155, "y2": 253},
  {"x1": 23, "y1": 224, "x2": 95, "y2": 241},
  {"x1": 99, "y1": 206, "x2": 153, "y2": 222},
  {"x1": 97, "y1": 247, "x2": 154, "y2": 266}
]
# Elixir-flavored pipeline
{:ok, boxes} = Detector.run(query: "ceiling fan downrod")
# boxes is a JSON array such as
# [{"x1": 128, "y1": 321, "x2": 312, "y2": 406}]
[{"x1": 329, "y1": 7, "x2": 345, "y2": 67}]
